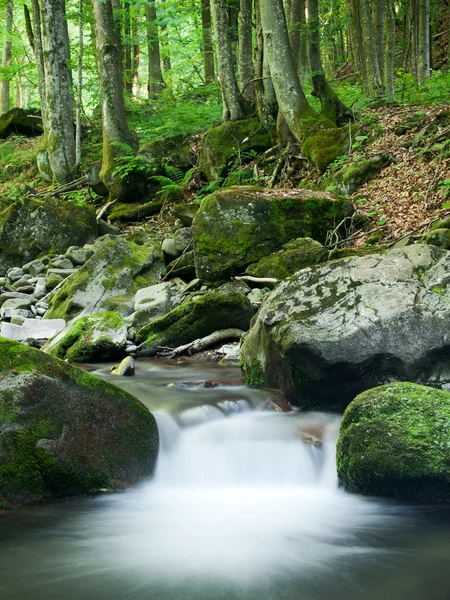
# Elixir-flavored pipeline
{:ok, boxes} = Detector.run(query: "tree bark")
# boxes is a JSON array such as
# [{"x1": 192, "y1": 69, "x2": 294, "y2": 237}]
[
  {"x1": 210, "y1": 0, "x2": 245, "y2": 120},
  {"x1": 92, "y1": 0, "x2": 137, "y2": 196},
  {"x1": 123, "y1": 2, "x2": 133, "y2": 93},
  {"x1": 145, "y1": 0, "x2": 164, "y2": 99},
  {"x1": 0, "y1": 0, "x2": 13, "y2": 115},
  {"x1": 384, "y1": 0, "x2": 395, "y2": 99},
  {"x1": 38, "y1": 0, "x2": 76, "y2": 183},
  {"x1": 201, "y1": 0, "x2": 215, "y2": 82},
  {"x1": 31, "y1": 0, "x2": 47, "y2": 127},
  {"x1": 75, "y1": 0, "x2": 83, "y2": 169},
  {"x1": 132, "y1": 16, "x2": 140, "y2": 94},
  {"x1": 254, "y1": 0, "x2": 277, "y2": 134},
  {"x1": 308, "y1": 0, "x2": 351, "y2": 125},
  {"x1": 372, "y1": 0, "x2": 384, "y2": 84},
  {"x1": 359, "y1": 0, "x2": 382, "y2": 92},
  {"x1": 238, "y1": 0, "x2": 255, "y2": 102},
  {"x1": 418, "y1": 0, "x2": 430, "y2": 83}
]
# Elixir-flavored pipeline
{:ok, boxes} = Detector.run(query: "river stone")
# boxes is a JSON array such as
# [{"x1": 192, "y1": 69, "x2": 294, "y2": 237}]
[
  {"x1": 47, "y1": 312, "x2": 128, "y2": 362},
  {"x1": 0, "y1": 197, "x2": 97, "y2": 275},
  {"x1": 23, "y1": 259, "x2": 47, "y2": 277},
  {"x1": 129, "y1": 283, "x2": 174, "y2": 330},
  {"x1": 45, "y1": 236, "x2": 164, "y2": 322},
  {"x1": 65, "y1": 246, "x2": 94, "y2": 266},
  {"x1": 241, "y1": 244, "x2": 450, "y2": 410},
  {"x1": 0, "y1": 292, "x2": 37, "y2": 307},
  {"x1": 193, "y1": 187, "x2": 353, "y2": 280},
  {"x1": 0, "y1": 338, "x2": 158, "y2": 509},
  {"x1": 50, "y1": 258, "x2": 74, "y2": 270},
  {"x1": 1, "y1": 297, "x2": 33, "y2": 316},
  {"x1": 337, "y1": 383, "x2": 450, "y2": 502},
  {"x1": 136, "y1": 290, "x2": 255, "y2": 357}
]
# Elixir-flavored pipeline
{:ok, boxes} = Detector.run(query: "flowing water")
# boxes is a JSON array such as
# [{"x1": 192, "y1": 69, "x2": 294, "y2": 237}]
[{"x1": 1, "y1": 360, "x2": 450, "y2": 599}]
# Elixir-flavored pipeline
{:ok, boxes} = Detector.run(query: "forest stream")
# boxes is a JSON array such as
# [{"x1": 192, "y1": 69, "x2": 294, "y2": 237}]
[{"x1": 1, "y1": 360, "x2": 450, "y2": 600}]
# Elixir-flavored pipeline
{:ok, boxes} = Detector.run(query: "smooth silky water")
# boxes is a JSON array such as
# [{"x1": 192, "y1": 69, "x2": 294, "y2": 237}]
[{"x1": 1, "y1": 360, "x2": 450, "y2": 600}]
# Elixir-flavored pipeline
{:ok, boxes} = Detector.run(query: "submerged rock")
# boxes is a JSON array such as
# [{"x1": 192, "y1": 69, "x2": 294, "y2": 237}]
[
  {"x1": 0, "y1": 339, "x2": 158, "y2": 509},
  {"x1": 241, "y1": 244, "x2": 450, "y2": 410},
  {"x1": 337, "y1": 382, "x2": 450, "y2": 502},
  {"x1": 193, "y1": 187, "x2": 353, "y2": 280}
]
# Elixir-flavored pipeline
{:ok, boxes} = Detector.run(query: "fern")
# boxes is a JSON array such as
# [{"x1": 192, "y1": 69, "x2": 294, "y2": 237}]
[{"x1": 150, "y1": 167, "x2": 196, "y2": 202}]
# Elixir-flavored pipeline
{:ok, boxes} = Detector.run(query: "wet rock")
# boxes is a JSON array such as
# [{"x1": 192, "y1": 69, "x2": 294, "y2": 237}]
[{"x1": 111, "y1": 356, "x2": 135, "y2": 376}]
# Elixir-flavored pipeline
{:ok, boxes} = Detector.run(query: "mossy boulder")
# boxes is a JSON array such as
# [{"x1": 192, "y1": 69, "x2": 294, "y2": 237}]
[
  {"x1": 0, "y1": 338, "x2": 158, "y2": 509},
  {"x1": 0, "y1": 108, "x2": 43, "y2": 139},
  {"x1": 138, "y1": 134, "x2": 194, "y2": 172},
  {"x1": 241, "y1": 244, "x2": 450, "y2": 410},
  {"x1": 45, "y1": 235, "x2": 164, "y2": 322},
  {"x1": 422, "y1": 228, "x2": 450, "y2": 249},
  {"x1": 108, "y1": 200, "x2": 163, "y2": 222},
  {"x1": 136, "y1": 290, "x2": 254, "y2": 357},
  {"x1": 337, "y1": 382, "x2": 450, "y2": 502},
  {"x1": 301, "y1": 126, "x2": 348, "y2": 173},
  {"x1": 47, "y1": 312, "x2": 128, "y2": 362},
  {"x1": 0, "y1": 197, "x2": 97, "y2": 275},
  {"x1": 246, "y1": 238, "x2": 327, "y2": 279},
  {"x1": 328, "y1": 246, "x2": 384, "y2": 261},
  {"x1": 199, "y1": 119, "x2": 272, "y2": 181},
  {"x1": 327, "y1": 154, "x2": 390, "y2": 195},
  {"x1": 193, "y1": 187, "x2": 353, "y2": 280}
]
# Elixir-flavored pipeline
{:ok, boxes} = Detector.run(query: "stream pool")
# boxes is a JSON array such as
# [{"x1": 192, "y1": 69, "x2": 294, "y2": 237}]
[{"x1": 1, "y1": 360, "x2": 450, "y2": 600}]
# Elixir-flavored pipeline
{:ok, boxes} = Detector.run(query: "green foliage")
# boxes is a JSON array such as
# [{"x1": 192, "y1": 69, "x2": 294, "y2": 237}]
[
  {"x1": 151, "y1": 166, "x2": 196, "y2": 202},
  {"x1": 111, "y1": 142, "x2": 158, "y2": 181}
]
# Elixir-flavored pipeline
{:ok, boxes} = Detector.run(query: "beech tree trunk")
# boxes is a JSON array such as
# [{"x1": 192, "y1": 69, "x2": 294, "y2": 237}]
[
  {"x1": 254, "y1": 0, "x2": 277, "y2": 134},
  {"x1": 0, "y1": 0, "x2": 13, "y2": 114},
  {"x1": 201, "y1": 0, "x2": 215, "y2": 82},
  {"x1": 359, "y1": 0, "x2": 382, "y2": 92},
  {"x1": 384, "y1": 0, "x2": 395, "y2": 99},
  {"x1": 372, "y1": 0, "x2": 384, "y2": 84},
  {"x1": 238, "y1": 0, "x2": 254, "y2": 102},
  {"x1": 210, "y1": 0, "x2": 245, "y2": 120},
  {"x1": 145, "y1": 0, "x2": 164, "y2": 99},
  {"x1": 92, "y1": 0, "x2": 137, "y2": 196},
  {"x1": 308, "y1": 0, "x2": 351, "y2": 126},
  {"x1": 418, "y1": 0, "x2": 430, "y2": 83},
  {"x1": 38, "y1": 0, "x2": 76, "y2": 184},
  {"x1": 123, "y1": 2, "x2": 133, "y2": 93}
]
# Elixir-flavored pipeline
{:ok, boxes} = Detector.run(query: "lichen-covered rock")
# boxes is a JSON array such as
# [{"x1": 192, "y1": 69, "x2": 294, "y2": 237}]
[
  {"x1": 45, "y1": 236, "x2": 164, "y2": 322},
  {"x1": 0, "y1": 108, "x2": 43, "y2": 139},
  {"x1": 0, "y1": 339, "x2": 158, "y2": 509},
  {"x1": 241, "y1": 244, "x2": 450, "y2": 410},
  {"x1": 193, "y1": 187, "x2": 353, "y2": 280},
  {"x1": 0, "y1": 197, "x2": 97, "y2": 275},
  {"x1": 47, "y1": 312, "x2": 128, "y2": 362},
  {"x1": 246, "y1": 238, "x2": 327, "y2": 279},
  {"x1": 337, "y1": 382, "x2": 450, "y2": 502},
  {"x1": 136, "y1": 290, "x2": 255, "y2": 356},
  {"x1": 199, "y1": 119, "x2": 272, "y2": 181}
]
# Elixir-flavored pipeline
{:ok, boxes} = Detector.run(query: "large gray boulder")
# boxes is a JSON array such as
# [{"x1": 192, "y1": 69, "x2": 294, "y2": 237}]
[
  {"x1": 0, "y1": 196, "x2": 97, "y2": 275},
  {"x1": 0, "y1": 338, "x2": 158, "y2": 509},
  {"x1": 193, "y1": 187, "x2": 353, "y2": 280},
  {"x1": 241, "y1": 244, "x2": 450, "y2": 410}
]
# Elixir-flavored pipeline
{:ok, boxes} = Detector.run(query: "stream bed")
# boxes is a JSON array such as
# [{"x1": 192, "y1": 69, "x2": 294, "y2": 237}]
[{"x1": 1, "y1": 360, "x2": 450, "y2": 599}]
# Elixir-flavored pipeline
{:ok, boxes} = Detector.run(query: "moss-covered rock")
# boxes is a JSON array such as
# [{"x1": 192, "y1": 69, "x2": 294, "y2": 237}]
[
  {"x1": 0, "y1": 338, "x2": 158, "y2": 509},
  {"x1": 199, "y1": 119, "x2": 272, "y2": 181},
  {"x1": 0, "y1": 108, "x2": 43, "y2": 139},
  {"x1": 136, "y1": 290, "x2": 255, "y2": 356},
  {"x1": 422, "y1": 228, "x2": 450, "y2": 249},
  {"x1": 327, "y1": 154, "x2": 390, "y2": 195},
  {"x1": 193, "y1": 186, "x2": 353, "y2": 280},
  {"x1": 301, "y1": 126, "x2": 348, "y2": 173},
  {"x1": 0, "y1": 197, "x2": 97, "y2": 275},
  {"x1": 337, "y1": 382, "x2": 450, "y2": 502},
  {"x1": 108, "y1": 200, "x2": 163, "y2": 222},
  {"x1": 246, "y1": 238, "x2": 327, "y2": 279},
  {"x1": 328, "y1": 246, "x2": 384, "y2": 260},
  {"x1": 47, "y1": 312, "x2": 128, "y2": 362},
  {"x1": 45, "y1": 235, "x2": 164, "y2": 322},
  {"x1": 138, "y1": 134, "x2": 194, "y2": 172}
]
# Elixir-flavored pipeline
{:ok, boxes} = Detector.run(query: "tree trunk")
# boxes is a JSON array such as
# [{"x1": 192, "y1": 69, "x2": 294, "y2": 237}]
[
  {"x1": 372, "y1": 0, "x2": 384, "y2": 84},
  {"x1": 0, "y1": 0, "x2": 13, "y2": 115},
  {"x1": 123, "y1": 2, "x2": 133, "y2": 93},
  {"x1": 38, "y1": 0, "x2": 76, "y2": 184},
  {"x1": 349, "y1": 0, "x2": 367, "y2": 84},
  {"x1": 92, "y1": 0, "x2": 137, "y2": 196},
  {"x1": 308, "y1": 0, "x2": 351, "y2": 125},
  {"x1": 31, "y1": 0, "x2": 47, "y2": 127},
  {"x1": 254, "y1": 0, "x2": 277, "y2": 135},
  {"x1": 418, "y1": 0, "x2": 430, "y2": 83},
  {"x1": 210, "y1": 0, "x2": 245, "y2": 120},
  {"x1": 359, "y1": 0, "x2": 382, "y2": 93},
  {"x1": 201, "y1": 0, "x2": 215, "y2": 82},
  {"x1": 75, "y1": 0, "x2": 83, "y2": 169},
  {"x1": 132, "y1": 16, "x2": 140, "y2": 94},
  {"x1": 238, "y1": 0, "x2": 255, "y2": 102},
  {"x1": 145, "y1": 0, "x2": 164, "y2": 99},
  {"x1": 384, "y1": 0, "x2": 395, "y2": 99}
]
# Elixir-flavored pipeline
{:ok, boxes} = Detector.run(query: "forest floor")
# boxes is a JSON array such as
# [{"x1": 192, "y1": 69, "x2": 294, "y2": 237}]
[{"x1": 1, "y1": 102, "x2": 450, "y2": 250}]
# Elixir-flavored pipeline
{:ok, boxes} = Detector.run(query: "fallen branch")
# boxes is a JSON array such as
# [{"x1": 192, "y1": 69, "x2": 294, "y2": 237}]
[
  {"x1": 160, "y1": 241, "x2": 194, "y2": 282},
  {"x1": 234, "y1": 275, "x2": 279, "y2": 287},
  {"x1": 49, "y1": 176, "x2": 87, "y2": 197},
  {"x1": 160, "y1": 328, "x2": 245, "y2": 358},
  {"x1": 96, "y1": 199, "x2": 117, "y2": 223},
  {"x1": 387, "y1": 209, "x2": 450, "y2": 248}
]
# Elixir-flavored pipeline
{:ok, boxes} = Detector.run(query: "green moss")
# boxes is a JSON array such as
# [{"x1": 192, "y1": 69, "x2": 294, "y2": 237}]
[
  {"x1": 326, "y1": 154, "x2": 390, "y2": 195},
  {"x1": 422, "y1": 228, "x2": 450, "y2": 249},
  {"x1": 136, "y1": 291, "x2": 255, "y2": 356},
  {"x1": 108, "y1": 200, "x2": 163, "y2": 222},
  {"x1": 241, "y1": 356, "x2": 265, "y2": 387},
  {"x1": 337, "y1": 382, "x2": 450, "y2": 502},
  {"x1": 328, "y1": 246, "x2": 384, "y2": 261},
  {"x1": 199, "y1": 119, "x2": 272, "y2": 181},
  {"x1": 301, "y1": 126, "x2": 348, "y2": 173}
]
